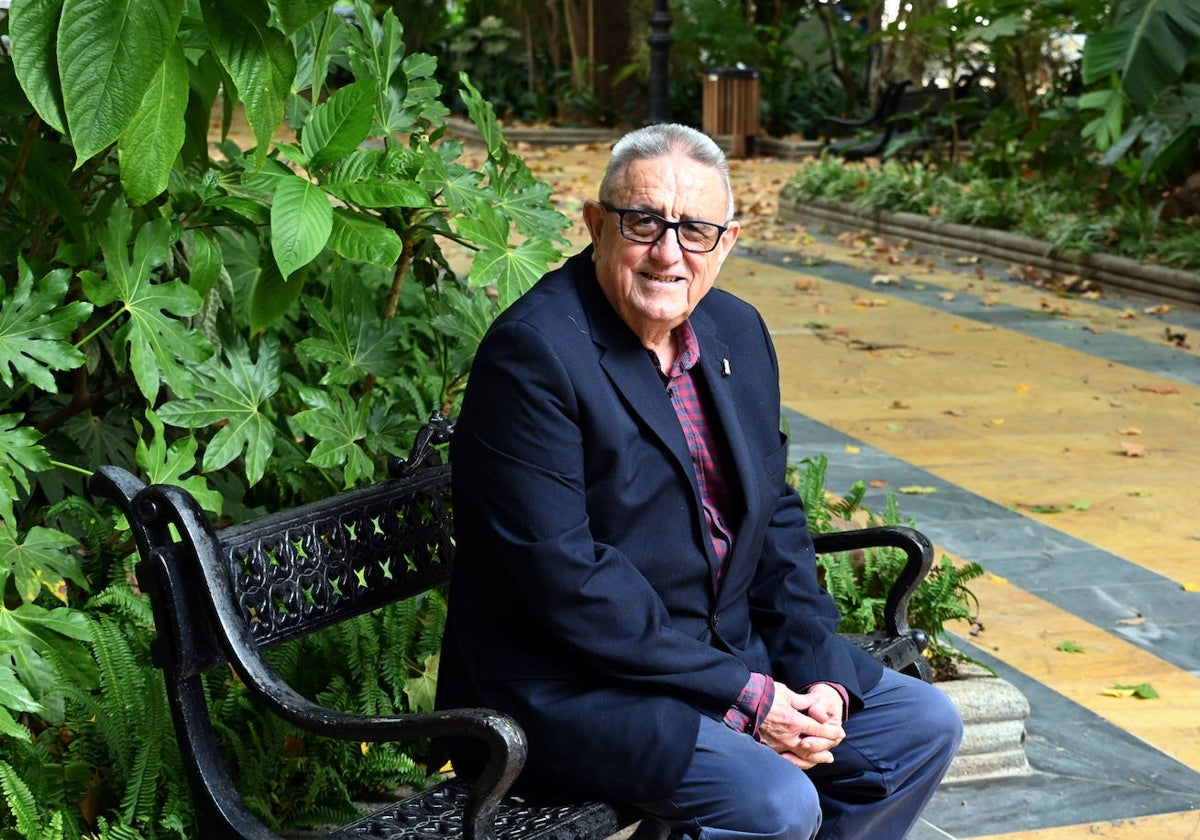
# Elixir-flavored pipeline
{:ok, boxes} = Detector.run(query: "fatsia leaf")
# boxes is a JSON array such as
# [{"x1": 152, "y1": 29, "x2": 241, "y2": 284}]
[
  {"x1": 271, "y1": 174, "x2": 332, "y2": 278},
  {"x1": 8, "y1": 0, "x2": 69, "y2": 133},
  {"x1": 80, "y1": 205, "x2": 210, "y2": 399},
  {"x1": 133, "y1": 410, "x2": 223, "y2": 516},
  {"x1": 296, "y1": 288, "x2": 405, "y2": 385},
  {"x1": 458, "y1": 74, "x2": 508, "y2": 164},
  {"x1": 457, "y1": 202, "x2": 560, "y2": 308},
  {"x1": 417, "y1": 145, "x2": 488, "y2": 215},
  {"x1": 303, "y1": 80, "x2": 373, "y2": 171},
  {"x1": 0, "y1": 414, "x2": 52, "y2": 526},
  {"x1": 489, "y1": 159, "x2": 570, "y2": 242},
  {"x1": 403, "y1": 653, "x2": 439, "y2": 713},
  {"x1": 156, "y1": 338, "x2": 281, "y2": 485},
  {"x1": 117, "y1": 39, "x2": 189, "y2": 205},
  {"x1": 0, "y1": 258, "x2": 92, "y2": 392},
  {"x1": 0, "y1": 522, "x2": 83, "y2": 605},
  {"x1": 58, "y1": 0, "x2": 185, "y2": 165},
  {"x1": 292, "y1": 386, "x2": 374, "y2": 487}
]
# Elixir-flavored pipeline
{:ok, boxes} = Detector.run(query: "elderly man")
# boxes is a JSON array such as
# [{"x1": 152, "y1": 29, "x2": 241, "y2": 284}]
[{"x1": 436, "y1": 123, "x2": 962, "y2": 840}]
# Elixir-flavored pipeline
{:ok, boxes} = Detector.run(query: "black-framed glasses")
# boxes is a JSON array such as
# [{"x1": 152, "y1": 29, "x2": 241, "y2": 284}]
[{"x1": 600, "y1": 201, "x2": 729, "y2": 254}]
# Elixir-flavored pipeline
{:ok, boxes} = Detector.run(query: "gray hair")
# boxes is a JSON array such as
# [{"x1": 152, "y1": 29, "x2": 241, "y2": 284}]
[{"x1": 598, "y1": 124, "x2": 735, "y2": 222}]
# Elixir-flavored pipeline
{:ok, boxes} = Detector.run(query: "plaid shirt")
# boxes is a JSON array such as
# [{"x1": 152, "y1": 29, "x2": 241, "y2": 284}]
[{"x1": 656, "y1": 322, "x2": 847, "y2": 738}]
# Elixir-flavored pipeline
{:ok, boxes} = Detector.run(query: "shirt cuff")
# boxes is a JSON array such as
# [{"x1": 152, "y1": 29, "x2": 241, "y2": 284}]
[{"x1": 723, "y1": 672, "x2": 775, "y2": 737}]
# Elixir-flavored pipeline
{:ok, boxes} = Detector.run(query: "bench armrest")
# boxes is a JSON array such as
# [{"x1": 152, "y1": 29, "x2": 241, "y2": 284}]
[{"x1": 812, "y1": 525, "x2": 933, "y2": 648}]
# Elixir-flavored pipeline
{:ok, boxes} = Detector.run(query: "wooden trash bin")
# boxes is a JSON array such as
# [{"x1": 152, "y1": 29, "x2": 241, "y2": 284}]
[{"x1": 702, "y1": 66, "x2": 761, "y2": 158}]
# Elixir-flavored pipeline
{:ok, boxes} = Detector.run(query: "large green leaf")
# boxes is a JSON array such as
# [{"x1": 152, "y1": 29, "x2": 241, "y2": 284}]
[
  {"x1": 134, "y1": 410, "x2": 223, "y2": 515},
  {"x1": 296, "y1": 288, "x2": 405, "y2": 385},
  {"x1": 249, "y1": 259, "x2": 305, "y2": 334},
  {"x1": 156, "y1": 339, "x2": 281, "y2": 485},
  {"x1": 324, "y1": 147, "x2": 432, "y2": 209},
  {"x1": 458, "y1": 202, "x2": 561, "y2": 308},
  {"x1": 1082, "y1": 0, "x2": 1200, "y2": 111},
  {"x1": 80, "y1": 206, "x2": 210, "y2": 399},
  {"x1": 327, "y1": 208, "x2": 403, "y2": 267},
  {"x1": 0, "y1": 259, "x2": 92, "y2": 392},
  {"x1": 302, "y1": 80, "x2": 373, "y2": 171},
  {"x1": 271, "y1": 174, "x2": 332, "y2": 278},
  {"x1": 8, "y1": 0, "x2": 69, "y2": 133},
  {"x1": 207, "y1": 0, "x2": 296, "y2": 166},
  {"x1": 292, "y1": 385, "x2": 374, "y2": 487},
  {"x1": 117, "y1": 40, "x2": 189, "y2": 205},
  {"x1": 57, "y1": 0, "x2": 185, "y2": 165},
  {"x1": 0, "y1": 522, "x2": 83, "y2": 605},
  {"x1": 0, "y1": 414, "x2": 51, "y2": 526},
  {"x1": 272, "y1": 0, "x2": 337, "y2": 35}
]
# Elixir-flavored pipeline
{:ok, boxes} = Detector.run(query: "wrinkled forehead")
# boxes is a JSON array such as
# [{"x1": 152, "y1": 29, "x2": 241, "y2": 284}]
[{"x1": 605, "y1": 153, "x2": 731, "y2": 221}]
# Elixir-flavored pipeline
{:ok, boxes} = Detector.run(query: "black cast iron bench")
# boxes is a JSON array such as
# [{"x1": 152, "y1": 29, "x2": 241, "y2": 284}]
[
  {"x1": 92, "y1": 412, "x2": 934, "y2": 840},
  {"x1": 819, "y1": 74, "x2": 991, "y2": 161}
]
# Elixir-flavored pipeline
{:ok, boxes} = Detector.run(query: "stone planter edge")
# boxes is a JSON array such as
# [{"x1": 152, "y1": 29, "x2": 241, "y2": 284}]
[{"x1": 779, "y1": 191, "x2": 1200, "y2": 307}]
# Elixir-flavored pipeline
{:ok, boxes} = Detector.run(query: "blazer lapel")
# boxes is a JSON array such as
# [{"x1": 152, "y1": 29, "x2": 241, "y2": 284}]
[{"x1": 577, "y1": 268, "x2": 696, "y2": 481}]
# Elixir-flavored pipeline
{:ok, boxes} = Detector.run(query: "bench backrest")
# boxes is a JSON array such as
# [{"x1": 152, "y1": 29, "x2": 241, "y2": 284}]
[{"x1": 93, "y1": 414, "x2": 455, "y2": 677}]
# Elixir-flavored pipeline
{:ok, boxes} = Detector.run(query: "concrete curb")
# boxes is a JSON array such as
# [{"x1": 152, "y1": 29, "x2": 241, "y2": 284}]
[
  {"x1": 778, "y1": 191, "x2": 1200, "y2": 306},
  {"x1": 938, "y1": 664, "x2": 1032, "y2": 783}
]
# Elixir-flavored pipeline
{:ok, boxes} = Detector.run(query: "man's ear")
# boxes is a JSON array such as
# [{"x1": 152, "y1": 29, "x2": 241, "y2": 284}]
[
  {"x1": 582, "y1": 200, "x2": 606, "y2": 248},
  {"x1": 714, "y1": 220, "x2": 741, "y2": 266}
]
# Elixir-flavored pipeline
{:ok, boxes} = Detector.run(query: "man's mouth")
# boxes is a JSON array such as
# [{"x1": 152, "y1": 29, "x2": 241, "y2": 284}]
[{"x1": 640, "y1": 272, "x2": 684, "y2": 284}]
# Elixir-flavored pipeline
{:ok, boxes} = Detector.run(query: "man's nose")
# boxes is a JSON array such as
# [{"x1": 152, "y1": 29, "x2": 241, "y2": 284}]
[{"x1": 650, "y1": 226, "x2": 684, "y2": 258}]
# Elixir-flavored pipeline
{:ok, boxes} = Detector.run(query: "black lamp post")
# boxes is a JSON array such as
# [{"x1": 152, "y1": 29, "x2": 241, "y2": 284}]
[{"x1": 647, "y1": 0, "x2": 672, "y2": 123}]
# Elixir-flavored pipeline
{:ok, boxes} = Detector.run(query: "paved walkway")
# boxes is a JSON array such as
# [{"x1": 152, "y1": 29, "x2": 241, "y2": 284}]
[
  {"x1": 729, "y1": 237, "x2": 1200, "y2": 839},
  {"x1": 517, "y1": 144, "x2": 1200, "y2": 839}
]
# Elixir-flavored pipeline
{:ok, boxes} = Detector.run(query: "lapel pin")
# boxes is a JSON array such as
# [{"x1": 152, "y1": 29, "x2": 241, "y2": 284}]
[{"x1": 721, "y1": 358, "x2": 731, "y2": 377}]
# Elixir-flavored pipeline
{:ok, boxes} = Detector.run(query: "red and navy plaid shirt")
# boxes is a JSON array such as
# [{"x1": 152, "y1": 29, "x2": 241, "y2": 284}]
[{"x1": 655, "y1": 321, "x2": 846, "y2": 737}]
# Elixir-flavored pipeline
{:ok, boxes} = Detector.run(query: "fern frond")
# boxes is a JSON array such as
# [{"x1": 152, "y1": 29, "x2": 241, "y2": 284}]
[{"x1": 0, "y1": 759, "x2": 42, "y2": 835}]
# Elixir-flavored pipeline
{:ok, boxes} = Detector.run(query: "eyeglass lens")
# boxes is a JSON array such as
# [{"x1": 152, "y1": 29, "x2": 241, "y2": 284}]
[{"x1": 618, "y1": 209, "x2": 724, "y2": 253}]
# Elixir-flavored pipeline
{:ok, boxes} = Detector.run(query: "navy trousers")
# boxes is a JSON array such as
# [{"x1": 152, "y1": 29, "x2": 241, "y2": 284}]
[{"x1": 634, "y1": 669, "x2": 963, "y2": 840}]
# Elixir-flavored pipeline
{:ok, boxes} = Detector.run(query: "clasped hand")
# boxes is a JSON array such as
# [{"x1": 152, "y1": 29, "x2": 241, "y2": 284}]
[{"x1": 756, "y1": 682, "x2": 845, "y2": 769}]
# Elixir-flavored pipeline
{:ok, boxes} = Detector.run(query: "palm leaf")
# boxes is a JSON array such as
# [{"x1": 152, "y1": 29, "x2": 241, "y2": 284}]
[{"x1": 1082, "y1": 0, "x2": 1200, "y2": 111}]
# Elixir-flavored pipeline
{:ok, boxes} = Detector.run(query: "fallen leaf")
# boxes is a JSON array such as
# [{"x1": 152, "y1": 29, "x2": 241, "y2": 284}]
[
  {"x1": 898, "y1": 485, "x2": 938, "y2": 495},
  {"x1": 1143, "y1": 304, "x2": 1173, "y2": 315},
  {"x1": 1116, "y1": 615, "x2": 1147, "y2": 626},
  {"x1": 1056, "y1": 641, "x2": 1086, "y2": 653},
  {"x1": 1134, "y1": 383, "x2": 1179, "y2": 395},
  {"x1": 1106, "y1": 682, "x2": 1159, "y2": 700},
  {"x1": 869, "y1": 479, "x2": 888, "y2": 488},
  {"x1": 1118, "y1": 427, "x2": 1142, "y2": 436},
  {"x1": 889, "y1": 400, "x2": 911, "y2": 410},
  {"x1": 943, "y1": 408, "x2": 969, "y2": 417},
  {"x1": 845, "y1": 444, "x2": 861, "y2": 454},
  {"x1": 1023, "y1": 503, "x2": 1063, "y2": 514},
  {"x1": 871, "y1": 273, "x2": 900, "y2": 285},
  {"x1": 852, "y1": 296, "x2": 890, "y2": 307},
  {"x1": 938, "y1": 291, "x2": 957, "y2": 302},
  {"x1": 1070, "y1": 500, "x2": 1091, "y2": 511},
  {"x1": 1014, "y1": 384, "x2": 1029, "y2": 393},
  {"x1": 1120, "y1": 441, "x2": 1146, "y2": 457}
]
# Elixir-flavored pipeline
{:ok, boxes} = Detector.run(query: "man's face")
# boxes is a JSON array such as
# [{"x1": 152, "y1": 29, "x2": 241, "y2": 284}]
[{"x1": 583, "y1": 151, "x2": 739, "y2": 346}]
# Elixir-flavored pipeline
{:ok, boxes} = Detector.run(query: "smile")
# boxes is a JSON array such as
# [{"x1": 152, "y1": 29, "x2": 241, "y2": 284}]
[{"x1": 640, "y1": 271, "x2": 684, "y2": 284}]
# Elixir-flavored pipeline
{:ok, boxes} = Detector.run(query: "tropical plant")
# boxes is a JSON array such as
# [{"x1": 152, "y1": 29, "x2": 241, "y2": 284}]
[
  {"x1": 0, "y1": 0, "x2": 568, "y2": 832},
  {"x1": 1080, "y1": 0, "x2": 1200, "y2": 184}
]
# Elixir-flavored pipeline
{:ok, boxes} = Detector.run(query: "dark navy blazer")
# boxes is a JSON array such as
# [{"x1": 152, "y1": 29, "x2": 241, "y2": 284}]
[{"x1": 436, "y1": 248, "x2": 883, "y2": 803}]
